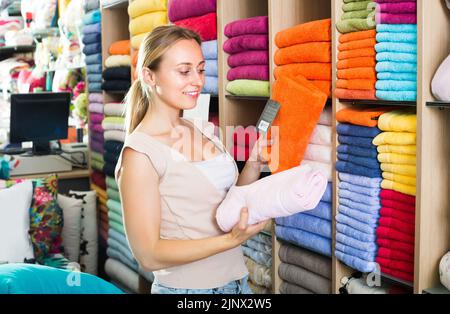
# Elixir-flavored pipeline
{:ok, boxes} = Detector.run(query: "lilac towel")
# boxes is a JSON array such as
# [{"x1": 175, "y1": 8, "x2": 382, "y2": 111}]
[
  {"x1": 377, "y1": 2, "x2": 416, "y2": 13},
  {"x1": 168, "y1": 0, "x2": 216, "y2": 22},
  {"x1": 88, "y1": 102, "x2": 104, "y2": 114},
  {"x1": 376, "y1": 13, "x2": 417, "y2": 24},
  {"x1": 224, "y1": 16, "x2": 268, "y2": 38},
  {"x1": 90, "y1": 113, "x2": 104, "y2": 124},
  {"x1": 90, "y1": 131, "x2": 104, "y2": 143},
  {"x1": 228, "y1": 50, "x2": 269, "y2": 68},
  {"x1": 223, "y1": 34, "x2": 268, "y2": 54},
  {"x1": 89, "y1": 93, "x2": 103, "y2": 103},
  {"x1": 90, "y1": 122, "x2": 104, "y2": 134},
  {"x1": 90, "y1": 139, "x2": 105, "y2": 154},
  {"x1": 227, "y1": 65, "x2": 269, "y2": 81}
]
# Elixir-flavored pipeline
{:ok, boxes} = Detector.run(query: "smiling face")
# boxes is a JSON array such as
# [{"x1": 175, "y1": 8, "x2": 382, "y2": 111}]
[{"x1": 142, "y1": 39, "x2": 205, "y2": 111}]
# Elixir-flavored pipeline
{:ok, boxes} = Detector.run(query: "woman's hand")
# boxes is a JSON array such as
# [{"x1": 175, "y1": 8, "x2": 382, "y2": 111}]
[
  {"x1": 228, "y1": 207, "x2": 269, "y2": 247},
  {"x1": 247, "y1": 134, "x2": 273, "y2": 167}
]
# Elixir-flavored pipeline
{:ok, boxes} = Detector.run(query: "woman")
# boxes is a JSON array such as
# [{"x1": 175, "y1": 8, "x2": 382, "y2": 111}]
[{"x1": 116, "y1": 25, "x2": 271, "y2": 294}]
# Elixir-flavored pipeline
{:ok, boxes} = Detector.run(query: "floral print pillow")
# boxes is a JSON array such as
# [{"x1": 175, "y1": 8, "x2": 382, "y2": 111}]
[{"x1": 5, "y1": 174, "x2": 64, "y2": 263}]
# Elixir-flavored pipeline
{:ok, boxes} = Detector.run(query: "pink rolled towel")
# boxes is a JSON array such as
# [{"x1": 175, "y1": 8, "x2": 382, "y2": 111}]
[
  {"x1": 168, "y1": 0, "x2": 216, "y2": 22},
  {"x1": 216, "y1": 164, "x2": 328, "y2": 232},
  {"x1": 376, "y1": 2, "x2": 416, "y2": 13},
  {"x1": 89, "y1": 113, "x2": 104, "y2": 124},
  {"x1": 376, "y1": 13, "x2": 417, "y2": 24},
  {"x1": 227, "y1": 65, "x2": 269, "y2": 81},
  {"x1": 228, "y1": 50, "x2": 269, "y2": 68},
  {"x1": 224, "y1": 16, "x2": 268, "y2": 37},
  {"x1": 223, "y1": 34, "x2": 268, "y2": 54}
]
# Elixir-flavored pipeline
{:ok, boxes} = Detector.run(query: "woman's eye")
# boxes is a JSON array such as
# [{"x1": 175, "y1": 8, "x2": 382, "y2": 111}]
[{"x1": 199, "y1": 69, "x2": 206, "y2": 74}]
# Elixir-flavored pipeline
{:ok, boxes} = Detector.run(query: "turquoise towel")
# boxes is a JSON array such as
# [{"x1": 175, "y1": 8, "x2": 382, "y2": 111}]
[
  {"x1": 376, "y1": 61, "x2": 417, "y2": 73},
  {"x1": 335, "y1": 250, "x2": 378, "y2": 273},
  {"x1": 83, "y1": 9, "x2": 101, "y2": 25},
  {"x1": 376, "y1": 32, "x2": 417, "y2": 43},
  {"x1": 376, "y1": 90, "x2": 417, "y2": 101},
  {"x1": 376, "y1": 52, "x2": 417, "y2": 63},
  {"x1": 88, "y1": 82, "x2": 102, "y2": 92},
  {"x1": 377, "y1": 72, "x2": 417, "y2": 81},
  {"x1": 376, "y1": 80, "x2": 417, "y2": 91},
  {"x1": 375, "y1": 42, "x2": 417, "y2": 54},
  {"x1": 336, "y1": 242, "x2": 376, "y2": 262},
  {"x1": 376, "y1": 24, "x2": 417, "y2": 34}
]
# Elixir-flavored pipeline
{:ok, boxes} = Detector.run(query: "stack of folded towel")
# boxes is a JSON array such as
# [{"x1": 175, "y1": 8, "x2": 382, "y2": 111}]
[
  {"x1": 278, "y1": 242, "x2": 332, "y2": 294},
  {"x1": 128, "y1": 0, "x2": 168, "y2": 51},
  {"x1": 88, "y1": 93, "x2": 105, "y2": 161},
  {"x1": 223, "y1": 16, "x2": 269, "y2": 97},
  {"x1": 336, "y1": 0, "x2": 376, "y2": 34},
  {"x1": 102, "y1": 133, "x2": 126, "y2": 178},
  {"x1": 274, "y1": 19, "x2": 332, "y2": 97},
  {"x1": 375, "y1": 0, "x2": 417, "y2": 25},
  {"x1": 168, "y1": 0, "x2": 217, "y2": 94},
  {"x1": 243, "y1": 233, "x2": 272, "y2": 294},
  {"x1": 102, "y1": 40, "x2": 131, "y2": 92},
  {"x1": 82, "y1": 3, "x2": 102, "y2": 93},
  {"x1": 334, "y1": 106, "x2": 391, "y2": 273},
  {"x1": 335, "y1": 30, "x2": 377, "y2": 100},
  {"x1": 375, "y1": 24, "x2": 417, "y2": 101},
  {"x1": 372, "y1": 109, "x2": 416, "y2": 282},
  {"x1": 275, "y1": 182, "x2": 333, "y2": 257}
]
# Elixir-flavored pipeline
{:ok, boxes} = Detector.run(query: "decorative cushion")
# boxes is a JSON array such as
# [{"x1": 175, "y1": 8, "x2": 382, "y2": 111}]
[
  {"x1": 0, "y1": 181, "x2": 34, "y2": 264},
  {"x1": 0, "y1": 263, "x2": 123, "y2": 294},
  {"x1": 439, "y1": 252, "x2": 450, "y2": 291},
  {"x1": 68, "y1": 190, "x2": 97, "y2": 275},
  {"x1": 57, "y1": 194, "x2": 83, "y2": 263}
]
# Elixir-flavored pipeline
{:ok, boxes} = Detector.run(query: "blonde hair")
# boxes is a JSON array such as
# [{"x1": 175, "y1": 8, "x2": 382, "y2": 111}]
[{"x1": 124, "y1": 25, "x2": 202, "y2": 134}]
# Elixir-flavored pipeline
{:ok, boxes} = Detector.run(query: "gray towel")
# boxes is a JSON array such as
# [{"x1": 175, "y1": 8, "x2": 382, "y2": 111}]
[
  {"x1": 279, "y1": 243, "x2": 332, "y2": 279},
  {"x1": 278, "y1": 263, "x2": 331, "y2": 294},
  {"x1": 280, "y1": 281, "x2": 314, "y2": 294}
]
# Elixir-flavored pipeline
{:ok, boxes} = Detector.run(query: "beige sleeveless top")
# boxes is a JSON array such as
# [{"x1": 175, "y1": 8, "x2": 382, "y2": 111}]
[{"x1": 115, "y1": 119, "x2": 248, "y2": 289}]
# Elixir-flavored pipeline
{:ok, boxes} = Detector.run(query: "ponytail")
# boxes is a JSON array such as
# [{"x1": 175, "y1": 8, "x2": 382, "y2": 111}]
[{"x1": 125, "y1": 80, "x2": 150, "y2": 134}]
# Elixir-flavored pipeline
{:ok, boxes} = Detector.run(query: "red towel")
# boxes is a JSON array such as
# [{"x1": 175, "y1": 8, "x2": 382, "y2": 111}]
[
  {"x1": 377, "y1": 247, "x2": 414, "y2": 263},
  {"x1": 231, "y1": 144, "x2": 251, "y2": 162},
  {"x1": 174, "y1": 13, "x2": 217, "y2": 41},
  {"x1": 378, "y1": 217, "x2": 415, "y2": 235},
  {"x1": 380, "y1": 207, "x2": 416, "y2": 225},
  {"x1": 381, "y1": 199, "x2": 415, "y2": 213},
  {"x1": 376, "y1": 226, "x2": 415, "y2": 244},
  {"x1": 380, "y1": 189, "x2": 416, "y2": 204},
  {"x1": 376, "y1": 257, "x2": 414, "y2": 274},
  {"x1": 377, "y1": 237, "x2": 414, "y2": 256},
  {"x1": 381, "y1": 265, "x2": 414, "y2": 283},
  {"x1": 91, "y1": 170, "x2": 106, "y2": 190}
]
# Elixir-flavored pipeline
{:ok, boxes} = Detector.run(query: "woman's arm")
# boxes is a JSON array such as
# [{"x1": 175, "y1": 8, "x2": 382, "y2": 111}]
[{"x1": 118, "y1": 147, "x2": 267, "y2": 272}]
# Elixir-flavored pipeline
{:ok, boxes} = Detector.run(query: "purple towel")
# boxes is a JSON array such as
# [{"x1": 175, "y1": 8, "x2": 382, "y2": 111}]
[
  {"x1": 90, "y1": 138, "x2": 105, "y2": 154},
  {"x1": 90, "y1": 122, "x2": 104, "y2": 134},
  {"x1": 227, "y1": 65, "x2": 269, "y2": 81},
  {"x1": 223, "y1": 34, "x2": 268, "y2": 54},
  {"x1": 89, "y1": 93, "x2": 103, "y2": 103},
  {"x1": 377, "y1": 2, "x2": 416, "y2": 13},
  {"x1": 375, "y1": 0, "x2": 415, "y2": 2},
  {"x1": 224, "y1": 16, "x2": 268, "y2": 38},
  {"x1": 83, "y1": 22, "x2": 101, "y2": 35},
  {"x1": 376, "y1": 13, "x2": 417, "y2": 24},
  {"x1": 228, "y1": 50, "x2": 269, "y2": 68},
  {"x1": 90, "y1": 131, "x2": 104, "y2": 142},
  {"x1": 90, "y1": 113, "x2": 104, "y2": 124},
  {"x1": 168, "y1": 0, "x2": 216, "y2": 22}
]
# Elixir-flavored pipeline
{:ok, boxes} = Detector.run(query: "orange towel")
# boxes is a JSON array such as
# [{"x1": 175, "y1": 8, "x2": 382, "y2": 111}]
[
  {"x1": 99, "y1": 203, "x2": 108, "y2": 215},
  {"x1": 109, "y1": 40, "x2": 131, "y2": 56},
  {"x1": 339, "y1": 30, "x2": 376, "y2": 43},
  {"x1": 336, "y1": 106, "x2": 395, "y2": 127},
  {"x1": 334, "y1": 88, "x2": 377, "y2": 101},
  {"x1": 275, "y1": 18, "x2": 331, "y2": 48},
  {"x1": 338, "y1": 38, "x2": 376, "y2": 52},
  {"x1": 274, "y1": 42, "x2": 331, "y2": 65},
  {"x1": 311, "y1": 80, "x2": 331, "y2": 97},
  {"x1": 337, "y1": 57, "x2": 376, "y2": 69},
  {"x1": 337, "y1": 68, "x2": 377, "y2": 80},
  {"x1": 132, "y1": 50, "x2": 139, "y2": 67},
  {"x1": 266, "y1": 75, "x2": 328, "y2": 173},
  {"x1": 336, "y1": 79, "x2": 376, "y2": 90},
  {"x1": 338, "y1": 48, "x2": 376, "y2": 60},
  {"x1": 274, "y1": 63, "x2": 331, "y2": 81}
]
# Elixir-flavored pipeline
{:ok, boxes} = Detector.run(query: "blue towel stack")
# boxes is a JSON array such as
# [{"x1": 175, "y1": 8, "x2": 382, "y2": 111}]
[
  {"x1": 82, "y1": 5, "x2": 102, "y2": 92},
  {"x1": 202, "y1": 40, "x2": 218, "y2": 95},
  {"x1": 375, "y1": 24, "x2": 417, "y2": 101},
  {"x1": 335, "y1": 123, "x2": 382, "y2": 273},
  {"x1": 275, "y1": 182, "x2": 333, "y2": 257}
]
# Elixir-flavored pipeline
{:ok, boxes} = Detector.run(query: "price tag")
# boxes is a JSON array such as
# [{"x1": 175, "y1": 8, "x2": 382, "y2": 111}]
[{"x1": 256, "y1": 99, "x2": 281, "y2": 134}]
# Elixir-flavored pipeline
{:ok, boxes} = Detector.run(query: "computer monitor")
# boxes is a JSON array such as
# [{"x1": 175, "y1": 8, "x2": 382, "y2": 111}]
[{"x1": 10, "y1": 92, "x2": 71, "y2": 155}]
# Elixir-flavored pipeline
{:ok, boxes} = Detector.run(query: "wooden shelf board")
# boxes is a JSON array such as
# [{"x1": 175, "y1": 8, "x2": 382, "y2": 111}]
[
  {"x1": 338, "y1": 99, "x2": 417, "y2": 107},
  {"x1": 225, "y1": 95, "x2": 270, "y2": 102},
  {"x1": 426, "y1": 101, "x2": 450, "y2": 108}
]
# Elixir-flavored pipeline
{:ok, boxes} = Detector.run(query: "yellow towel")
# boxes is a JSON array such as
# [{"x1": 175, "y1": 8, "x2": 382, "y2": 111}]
[
  {"x1": 381, "y1": 163, "x2": 416, "y2": 177},
  {"x1": 105, "y1": 55, "x2": 131, "y2": 68},
  {"x1": 128, "y1": 0, "x2": 167, "y2": 19},
  {"x1": 129, "y1": 11, "x2": 168, "y2": 36},
  {"x1": 377, "y1": 144, "x2": 416, "y2": 156},
  {"x1": 91, "y1": 183, "x2": 108, "y2": 201},
  {"x1": 378, "y1": 109, "x2": 416, "y2": 133},
  {"x1": 382, "y1": 172, "x2": 416, "y2": 187},
  {"x1": 99, "y1": 203, "x2": 109, "y2": 215},
  {"x1": 378, "y1": 153, "x2": 416, "y2": 165},
  {"x1": 373, "y1": 132, "x2": 416, "y2": 146},
  {"x1": 131, "y1": 33, "x2": 147, "y2": 50},
  {"x1": 381, "y1": 180, "x2": 416, "y2": 196}
]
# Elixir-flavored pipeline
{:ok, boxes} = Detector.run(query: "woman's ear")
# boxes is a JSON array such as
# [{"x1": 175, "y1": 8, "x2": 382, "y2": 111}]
[{"x1": 141, "y1": 67, "x2": 157, "y2": 88}]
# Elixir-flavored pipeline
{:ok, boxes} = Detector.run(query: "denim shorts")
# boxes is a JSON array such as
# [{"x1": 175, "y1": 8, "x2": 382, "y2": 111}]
[{"x1": 151, "y1": 275, "x2": 253, "y2": 294}]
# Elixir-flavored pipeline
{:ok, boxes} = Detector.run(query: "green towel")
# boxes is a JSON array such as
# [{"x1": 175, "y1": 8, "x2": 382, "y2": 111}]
[
  {"x1": 107, "y1": 199, "x2": 122, "y2": 216},
  {"x1": 226, "y1": 80, "x2": 270, "y2": 97},
  {"x1": 109, "y1": 220, "x2": 125, "y2": 235},
  {"x1": 107, "y1": 188, "x2": 121, "y2": 202},
  {"x1": 106, "y1": 176, "x2": 118, "y2": 190},
  {"x1": 91, "y1": 159, "x2": 104, "y2": 172},
  {"x1": 342, "y1": 10, "x2": 371, "y2": 20},
  {"x1": 108, "y1": 210, "x2": 123, "y2": 226},
  {"x1": 342, "y1": 1, "x2": 374, "y2": 12},
  {"x1": 91, "y1": 151, "x2": 104, "y2": 163},
  {"x1": 336, "y1": 18, "x2": 375, "y2": 33},
  {"x1": 103, "y1": 116, "x2": 125, "y2": 124}
]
